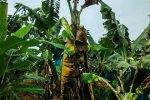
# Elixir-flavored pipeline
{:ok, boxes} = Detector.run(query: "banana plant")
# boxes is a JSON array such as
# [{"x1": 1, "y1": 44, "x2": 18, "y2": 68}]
[
  {"x1": 0, "y1": 24, "x2": 49, "y2": 100},
  {"x1": 10, "y1": 1, "x2": 64, "y2": 99},
  {"x1": 81, "y1": 72, "x2": 141, "y2": 100},
  {"x1": 60, "y1": 0, "x2": 99, "y2": 99},
  {"x1": 0, "y1": 1, "x2": 66, "y2": 98},
  {"x1": 85, "y1": 1, "x2": 150, "y2": 99},
  {"x1": 0, "y1": 20, "x2": 66, "y2": 100},
  {"x1": 130, "y1": 23, "x2": 150, "y2": 97},
  {"x1": 131, "y1": 23, "x2": 150, "y2": 54},
  {"x1": 98, "y1": 0, "x2": 131, "y2": 62},
  {"x1": 3, "y1": 0, "x2": 150, "y2": 100}
]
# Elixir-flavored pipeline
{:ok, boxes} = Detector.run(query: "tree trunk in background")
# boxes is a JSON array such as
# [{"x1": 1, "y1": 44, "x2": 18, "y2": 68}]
[{"x1": 0, "y1": 2, "x2": 8, "y2": 41}]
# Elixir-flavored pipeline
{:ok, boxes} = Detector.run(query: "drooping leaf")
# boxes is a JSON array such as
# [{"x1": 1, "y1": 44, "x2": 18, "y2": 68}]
[
  {"x1": 100, "y1": 1, "x2": 112, "y2": 19},
  {"x1": 40, "y1": 40, "x2": 66, "y2": 50},
  {"x1": 49, "y1": 41, "x2": 65, "y2": 49},
  {"x1": 14, "y1": 24, "x2": 33, "y2": 38},
  {"x1": 19, "y1": 74, "x2": 49, "y2": 82},
  {"x1": 61, "y1": 17, "x2": 75, "y2": 41},
  {"x1": 0, "y1": 36, "x2": 24, "y2": 51},
  {"x1": 89, "y1": 44, "x2": 107, "y2": 51},
  {"x1": 14, "y1": 85, "x2": 45, "y2": 94},
  {"x1": 99, "y1": 0, "x2": 131, "y2": 59},
  {"x1": 0, "y1": 36, "x2": 40, "y2": 51},
  {"x1": 82, "y1": 0, "x2": 98, "y2": 8},
  {"x1": 81, "y1": 73, "x2": 116, "y2": 92},
  {"x1": 131, "y1": 23, "x2": 150, "y2": 53},
  {"x1": 23, "y1": 39, "x2": 41, "y2": 47},
  {"x1": 7, "y1": 60, "x2": 32, "y2": 72}
]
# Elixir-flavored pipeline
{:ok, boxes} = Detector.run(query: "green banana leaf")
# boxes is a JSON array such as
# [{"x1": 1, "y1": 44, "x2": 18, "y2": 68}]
[
  {"x1": 131, "y1": 23, "x2": 150, "y2": 52},
  {"x1": 61, "y1": 17, "x2": 75, "y2": 41},
  {"x1": 14, "y1": 85, "x2": 45, "y2": 94},
  {"x1": 0, "y1": 2, "x2": 8, "y2": 41},
  {"x1": 14, "y1": 24, "x2": 33, "y2": 38}
]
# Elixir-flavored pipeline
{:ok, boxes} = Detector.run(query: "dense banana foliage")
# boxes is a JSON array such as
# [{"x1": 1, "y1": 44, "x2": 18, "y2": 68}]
[
  {"x1": 0, "y1": 0, "x2": 150, "y2": 100},
  {"x1": 83, "y1": 1, "x2": 150, "y2": 100}
]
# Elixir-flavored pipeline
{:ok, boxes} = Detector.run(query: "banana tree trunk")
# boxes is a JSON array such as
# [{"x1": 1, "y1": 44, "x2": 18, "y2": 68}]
[
  {"x1": 0, "y1": 1, "x2": 8, "y2": 41},
  {"x1": 60, "y1": 1, "x2": 94, "y2": 99},
  {"x1": 75, "y1": 27, "x2": 94, "y2": 100},
  {"x1": 61, "y1": 26, "x2": 94, "y2": 100},
  {"x1": 61, "y1": 38, "x2": 79, "y2": 99}
]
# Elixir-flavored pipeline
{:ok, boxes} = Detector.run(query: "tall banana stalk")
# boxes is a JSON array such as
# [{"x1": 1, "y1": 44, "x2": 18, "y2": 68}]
[
  {"x1": 60, "y1": 0, "x2": 97, "y2": 99},
  {"x1": 0, "y1": 1, "x2": 8, "y2": 41}
]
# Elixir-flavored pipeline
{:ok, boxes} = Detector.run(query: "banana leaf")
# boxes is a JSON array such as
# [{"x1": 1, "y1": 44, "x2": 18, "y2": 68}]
[
  {"x1": 0, "y1": 2, "x2": 8, "y2": 41},
  {"x1": 131, "y1": 23, "x2": 150, "y2": 53}
]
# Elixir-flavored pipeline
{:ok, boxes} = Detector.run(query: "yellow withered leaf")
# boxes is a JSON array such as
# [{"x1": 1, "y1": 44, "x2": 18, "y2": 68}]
[{"x1": 61, "y1": 66, "x2": 74, "y2": 77}]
